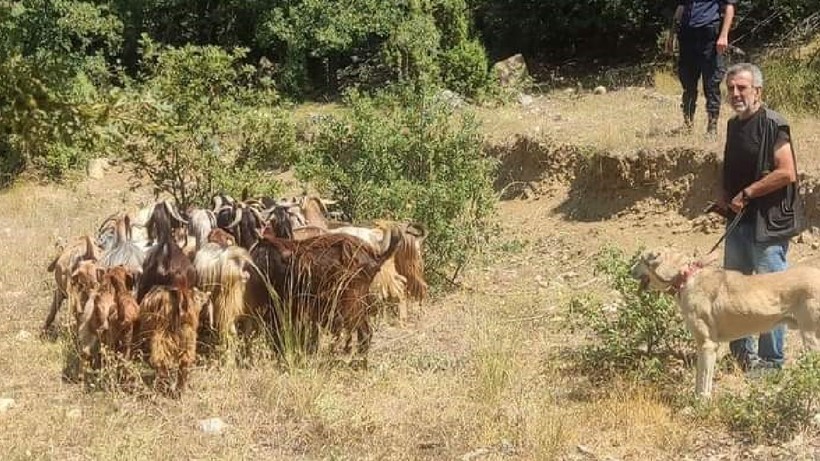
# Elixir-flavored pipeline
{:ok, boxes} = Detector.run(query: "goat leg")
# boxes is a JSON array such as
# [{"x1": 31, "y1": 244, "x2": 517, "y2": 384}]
[{"x1": 42, "y1": 289, "x2": 65, "y2": 333}]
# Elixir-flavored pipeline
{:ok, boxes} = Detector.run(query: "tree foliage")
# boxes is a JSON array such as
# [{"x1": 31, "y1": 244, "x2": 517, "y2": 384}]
[
  {"x1": 0, "y1": 0, "x2": 122, "y2": 184},
  {"x1": 112, "y1": 40, "x2": 296, "y2": 208},
  {"x1": 296, "y1": 85, "x2": 497, "y2": 282}
]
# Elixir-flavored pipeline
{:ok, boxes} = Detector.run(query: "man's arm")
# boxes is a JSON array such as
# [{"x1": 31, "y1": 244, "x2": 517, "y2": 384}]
[
  {"x1": 717, "y1": 2, "x2": 735, "y2": 54},
  {"x1": 729, "y1": 137, "x2": 797, "y2": 212}
]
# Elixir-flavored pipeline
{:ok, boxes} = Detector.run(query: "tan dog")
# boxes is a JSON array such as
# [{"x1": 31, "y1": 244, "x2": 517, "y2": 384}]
[{"x1": 631, "y1": 247, "x2": 820, "y2": 398}]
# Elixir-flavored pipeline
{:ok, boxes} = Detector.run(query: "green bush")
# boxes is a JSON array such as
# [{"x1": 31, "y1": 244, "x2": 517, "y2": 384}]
[
  {"x1": 296, "y1": 85, "x2": 497, "y2": 284},
  {"x1": 255, "y1": 0, "x2": 490, "y2": 97},
  {"x1": 763, "y1": 54, "x2": 820, "y2": 115},
  {"x1": 113, "y1": 40, "x2": 296, "y2": 207},
  {"x1": 0, "y1": 0, "x2": 123, "y2": 183},
  {"x1": 440, "y1": 39, "x2": 491, "y2": 98},
  {"x1": 718, "y1": 353, "x2": 820, "y2": 442},
  {"x1": 568, "y1": 246, "x2": 693, "y2": 384}
]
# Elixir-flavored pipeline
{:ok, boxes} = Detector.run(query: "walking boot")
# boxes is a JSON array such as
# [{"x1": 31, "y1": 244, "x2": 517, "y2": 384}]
[{"x1": 706, "y1": 114, "x2": 718, "y2": 138}]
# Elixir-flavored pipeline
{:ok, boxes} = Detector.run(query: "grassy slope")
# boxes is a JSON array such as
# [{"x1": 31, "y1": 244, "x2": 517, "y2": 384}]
[{"x1": 2, "y1": 75, "x2": 820, "y2": 460}]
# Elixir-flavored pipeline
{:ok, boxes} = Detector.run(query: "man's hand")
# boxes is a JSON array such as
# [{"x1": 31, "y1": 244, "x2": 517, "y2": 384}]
[
  {"x1": 716, "y1": 34, "x2": 729, "y2": 54},
  {"x1": 704, "y1": 201, "x2": 730, "y2": 219},
  {"x1": 729, "y1": 189, "x2": 748, "y2": 213},
  {"x1": 665, "y1": 33, "x2": 677, "y2": 54}
]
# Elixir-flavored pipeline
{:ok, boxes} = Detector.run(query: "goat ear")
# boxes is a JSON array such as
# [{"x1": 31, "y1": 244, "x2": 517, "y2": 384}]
[{"x1": 124, "y1": 271, "x2": 135, "y2": 291}]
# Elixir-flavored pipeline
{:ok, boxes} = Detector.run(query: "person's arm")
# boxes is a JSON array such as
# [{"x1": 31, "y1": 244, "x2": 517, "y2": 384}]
[
  {"x1": 729, "y1": 137, "x2": 796, "y2": 212},
  {"x1": 717, "y1": 2, "x2": 735, "y2": 54},
  {"x1": 674, "y1": 4, "x2": 684, "y2": 23},
  {"x1": 666, "y1": 6, "x2": 685, "y2": 53}
]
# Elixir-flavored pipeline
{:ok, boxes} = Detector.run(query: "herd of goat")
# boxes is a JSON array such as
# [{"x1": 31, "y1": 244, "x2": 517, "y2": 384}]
[{"x1": 43, "y1": 194, "x2": 428, "y2": 395}]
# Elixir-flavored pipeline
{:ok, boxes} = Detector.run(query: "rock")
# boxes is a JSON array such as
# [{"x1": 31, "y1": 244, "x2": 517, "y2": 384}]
[
  {"x1": 0, "y1": 398, "x2": 15, "y2": 413},
  {"x1": 438, "y1": 89, "x2": 465, "y2": 109},
  {"x1": 577, "y1": 445, "x2": 597, "y2": 458},
  {"x1": 798, "y1": 230, "x2": 814, "y2": 244},
  {"x1": 15, "y1": 330, "x2": 32, "y2": 341},
  {"x1": 517, "y1": 93, "x2": 534, "y2": 106},
  {"x1": 197, "y1": 417, "x2": 228, "y2": 434},
  {"x1": 461, "y1": 448, "x2": 491, "y2": 460},
  {"x1": 491, "y1": 53, "x2": 528, "y2": 87},
  {"x1": 593, "y1": 86, "x2": 607, "y2": 95},
  {"x1": 87, "y1": 158, "x2": 109, "y2": 179}
]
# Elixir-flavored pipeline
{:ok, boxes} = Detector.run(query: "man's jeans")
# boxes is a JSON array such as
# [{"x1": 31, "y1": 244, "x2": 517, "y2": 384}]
[{"x1": 724, "y1": 221, "x2": 789, "y2": 368}]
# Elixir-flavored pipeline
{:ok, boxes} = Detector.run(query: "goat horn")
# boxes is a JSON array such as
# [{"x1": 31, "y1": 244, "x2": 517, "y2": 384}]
[
  {"x1": 224, "y1": 195, "x2": 237, "y2": 204},
  {"x1": 227, "y1": 208, "x2": 243, "y2": 228},
  {"x1": 163, "y1": 199, "x2": 188, "y2": 225},
  {"x1": 205, "y1": 209, "x2": 217, "y2": 228},
  {"x1": 244, "y1": 199, "x2": 265, "y2": 209},
  {"x1": 97, "y1": 212, "x2": 120, "y2": 234},
  {"x1": 249, "y1": 207, "x2": 265, "y2": 227},
  {"x1": 212, "y1": 195, "x2": 223, "y2": 212}
]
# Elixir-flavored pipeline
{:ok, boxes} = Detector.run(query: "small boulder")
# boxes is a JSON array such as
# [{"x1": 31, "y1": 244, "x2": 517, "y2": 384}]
[
  {"x1": 0, "y1": 398, "x2": 15, "y2": 413},
  {"x1": 197, "y1": 417, "x2": 228, "y2": 434},
  {"x1": 593, "y1": 86, "x2": 607, "y2": 95},
  {"x1": 491, "y1": 53, "x2": 528, "y2": 87},
  {"x1": 517, "y1": 93, "x2": 534, "y2": 106},
  {"x1": 87, "y1": 158, "x2": 109, "y2": 179}
]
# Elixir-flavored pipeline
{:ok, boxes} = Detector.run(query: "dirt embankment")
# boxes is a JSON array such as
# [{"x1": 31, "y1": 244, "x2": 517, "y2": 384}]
[{"x1": 488, "y1": 134, "x2": 820, "y2": 226}]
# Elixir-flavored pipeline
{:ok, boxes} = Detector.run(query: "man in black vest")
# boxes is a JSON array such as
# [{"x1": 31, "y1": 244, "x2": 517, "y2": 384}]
[
  {"x1": 673, "y1": 0, "x2": 736, "y2": 135},
  {"x1": 718, "y1": 63, "x2": 804, "y2": 372}
]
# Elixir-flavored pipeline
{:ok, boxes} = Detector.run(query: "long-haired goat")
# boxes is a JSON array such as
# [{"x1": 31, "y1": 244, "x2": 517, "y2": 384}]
[
  {"x1": 138, "y1": 200, "x2": 196, "y2": 303},
  {"x1": 98, "y1": 215, "x2": 145, "y2": 279},
  {"x1": 194, "y1": 228, "x2": 252, "y2": 349},
  {"x1": 138, "y1": 285, "x2": 211, "y2": 396},
  {"x1": 247, "y1": 207, "x2": 401, "y2": 359},
  {"x1": 326, "y1": 221, "x2": 428, "y2": 321}
]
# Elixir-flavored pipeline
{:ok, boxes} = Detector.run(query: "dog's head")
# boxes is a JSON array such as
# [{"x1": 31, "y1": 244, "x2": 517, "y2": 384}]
[{"x1": 630, "y1": 247, "x2": 692, "y2": 291}]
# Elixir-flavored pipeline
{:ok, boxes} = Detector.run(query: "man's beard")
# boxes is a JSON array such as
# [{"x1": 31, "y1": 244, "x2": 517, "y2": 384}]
[{"x1": 731, "y1": 100, "x2": 748, "y2": 113}]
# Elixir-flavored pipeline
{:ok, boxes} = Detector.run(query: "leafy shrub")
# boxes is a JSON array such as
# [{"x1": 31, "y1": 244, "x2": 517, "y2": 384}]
[
  {"x1": 256, "y1": 0, "x2": 490, "y2": 97},
  {"x1": 113, "y1": 40, "x2": 296, "y2": 207},
  {"x1": 762, "y1": 54, "x2": 820, "y2": 115},
  {"x1": 718, "y1": 353, "x2": 820, "y2": 442},
  {"x1": 0, "y1": 0, "x2": 123, "y2": 183},
  {"x1": 569, "y1": 246, "x2": 693, "y2": 384},
  {"x1": 296, "y1": 85, "x2": 497, "y2": 284},
  {"x1": 440, "y1": 39, "x2": 491, "y2": 98}
]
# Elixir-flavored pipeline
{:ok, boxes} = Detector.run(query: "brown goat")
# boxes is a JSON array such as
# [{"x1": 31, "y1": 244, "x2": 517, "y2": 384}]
[
  {"x1": 43, "y1": 235, "x2": 100, "y2": 332},
  {"x1": 74, "y1": 265, "x2": 140, "y2": 382},
  {"x1": 138, "y1": 200, "x2": 197, "y2": 303},
  {"x1": 246, "y1": 210, "x2": 401, "y2": 360},
  {"x1": 138, "y1": 286, "x2": 211, "y2": 396}
]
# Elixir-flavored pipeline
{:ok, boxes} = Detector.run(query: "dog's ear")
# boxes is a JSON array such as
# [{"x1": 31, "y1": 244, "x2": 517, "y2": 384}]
[{"x1": 641, "y1": 249, "x2": 662, "y2": 268}]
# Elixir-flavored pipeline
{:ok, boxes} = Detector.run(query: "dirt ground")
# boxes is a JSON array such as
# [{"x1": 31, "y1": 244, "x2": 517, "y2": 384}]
[{"x1": 2, "y1": 84, "x2": 820, "y2": 460}]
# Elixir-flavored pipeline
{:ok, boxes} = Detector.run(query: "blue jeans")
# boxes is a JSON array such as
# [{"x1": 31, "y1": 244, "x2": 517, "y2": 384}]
[{"x1": 724, "y1": 221, "x2": 789, "y2": 368}]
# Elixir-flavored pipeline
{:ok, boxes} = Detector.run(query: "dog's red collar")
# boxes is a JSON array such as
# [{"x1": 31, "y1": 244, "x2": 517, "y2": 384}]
[{"x1": 669, "y1": 262, "x2": 704, "y2": 296}]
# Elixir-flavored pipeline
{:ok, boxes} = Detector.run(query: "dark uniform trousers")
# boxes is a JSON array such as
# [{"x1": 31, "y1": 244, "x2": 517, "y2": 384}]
[{"x1": 677, "y1": 23, "x2": 725, "y2": 123}]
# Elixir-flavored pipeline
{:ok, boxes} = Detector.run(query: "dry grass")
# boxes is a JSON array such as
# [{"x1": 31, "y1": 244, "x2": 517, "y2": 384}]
[
  {"x1": 5, "y1": 86, "x2": 820, "y2": 460},
  {"x1": 476, "y1": 69, "x2": 820, "y2": 176},
  {"x1": 0, "y1": 174, "x2": 705, "y2": 460}
]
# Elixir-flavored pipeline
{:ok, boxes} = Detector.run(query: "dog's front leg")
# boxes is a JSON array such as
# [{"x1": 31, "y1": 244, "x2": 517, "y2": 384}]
[{"x1": 695, "y1": 340, "x2": 718, "y2": 399}]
